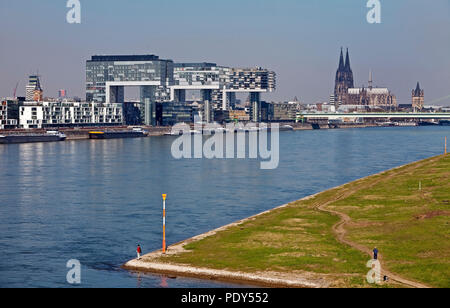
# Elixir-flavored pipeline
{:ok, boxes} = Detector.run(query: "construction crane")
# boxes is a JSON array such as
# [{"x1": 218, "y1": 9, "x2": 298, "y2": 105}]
[{"x1": 13, "y1": 82, "x2": 19, "y2": 98}]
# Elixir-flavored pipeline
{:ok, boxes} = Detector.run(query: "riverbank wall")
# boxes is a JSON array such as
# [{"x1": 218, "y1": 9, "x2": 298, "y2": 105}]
[
  {"x1": 0, "y1": 122, "x2": 380, "y2": 141},
  {"x1": 0, "y1": 126, "x2": 171, "y2": 140}
]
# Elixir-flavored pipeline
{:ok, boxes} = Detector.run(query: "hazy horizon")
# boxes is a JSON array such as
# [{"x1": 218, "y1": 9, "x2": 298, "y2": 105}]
[{"x1": 1, "y1": 0, "x2": 449, "y2": 105}]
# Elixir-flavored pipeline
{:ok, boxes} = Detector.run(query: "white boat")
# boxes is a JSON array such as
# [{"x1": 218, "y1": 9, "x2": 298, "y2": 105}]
[
  {"x1": 165, "y1": 131, "x2": 182, "y2": 136},
  {"x1": 396, "y1": 122, "x2": 418, "y2": 127},
  {"x1": 280, "y1": 125, "x2": 294, "y2": 131}
]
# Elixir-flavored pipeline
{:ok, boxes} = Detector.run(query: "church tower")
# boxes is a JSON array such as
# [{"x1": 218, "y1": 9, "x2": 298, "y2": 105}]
[
  {"x1": 412, "y1": 82, "x2": 424, "y2": 111},
  {"x1": 334, "y1": 48, "x2": 354, "y2": 105}
]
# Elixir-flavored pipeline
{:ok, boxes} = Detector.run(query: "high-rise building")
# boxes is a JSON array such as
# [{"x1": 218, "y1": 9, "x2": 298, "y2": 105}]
[
  {"x1": 86, "y1": 55, "x2": 174, "y2": 104},
  {"x1": 85, "y1": 54, "x2": 276, "y2": 126},
  {"x1": 26, "y1": 75, "x2": 43, "y2": 102},
  {"x1": 334, "y1": 48, "x2": 354, "y2": 105},
  {"x1": 58, "y1": 89, "x2": 67, "y2": 98},
  {"x1": 412, "y1": 82, "x2": 424, "y2": 111}
]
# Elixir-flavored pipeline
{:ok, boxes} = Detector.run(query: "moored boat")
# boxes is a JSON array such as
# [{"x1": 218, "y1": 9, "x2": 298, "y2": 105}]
[
  {"x1": 0, "y1": 131, "x2": 66, "y2": 144},
  {"x1": 89, "y1": 128, "x2": 148, "y2": 139}
]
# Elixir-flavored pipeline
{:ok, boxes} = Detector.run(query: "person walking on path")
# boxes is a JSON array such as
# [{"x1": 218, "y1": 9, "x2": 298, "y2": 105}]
[
  {"x1": 373, "y1": 247, "x2": 379, "y2": 260},
  {"x1": 137, "y1": 245, "x2": 142, "y2": 260}
]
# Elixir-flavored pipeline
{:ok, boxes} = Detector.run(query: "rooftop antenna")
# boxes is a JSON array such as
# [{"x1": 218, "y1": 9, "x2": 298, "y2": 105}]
[{"x1": 369, "y1": 69, "x2": 373, "y2": 90}]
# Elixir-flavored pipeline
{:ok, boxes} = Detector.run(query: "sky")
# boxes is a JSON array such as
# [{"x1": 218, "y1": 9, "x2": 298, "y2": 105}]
[{"x1": 0, "y1": 0, "x2": 449, "y2": 105}]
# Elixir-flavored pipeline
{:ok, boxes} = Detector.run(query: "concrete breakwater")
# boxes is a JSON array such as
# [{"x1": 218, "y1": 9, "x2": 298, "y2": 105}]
[
  {"x1": 123, "y1": 155, "x2": 447, "y2": 288},
  {"x1": 122, "y1": 192, "x2": 330, "y2": 288}
]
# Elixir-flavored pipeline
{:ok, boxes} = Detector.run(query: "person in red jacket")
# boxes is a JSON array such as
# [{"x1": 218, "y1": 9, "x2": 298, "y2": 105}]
[{"x1": 137, "y1": 244, "x2": 142, "y2": 260}]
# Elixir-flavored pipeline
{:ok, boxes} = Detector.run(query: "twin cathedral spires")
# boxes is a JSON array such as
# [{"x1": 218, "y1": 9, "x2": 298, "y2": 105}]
[{"x1": 334, "y1": 48, "x2": 354, "y2": 103}]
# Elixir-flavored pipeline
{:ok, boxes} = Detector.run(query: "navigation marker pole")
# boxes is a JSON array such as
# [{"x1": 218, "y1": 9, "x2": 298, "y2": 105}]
[
  {"x1": 162, "y1": 194, "x2": 167, "y2": 254},
  {"x1": 445, "y1": 137, "x2": 447, "y2": 155}
]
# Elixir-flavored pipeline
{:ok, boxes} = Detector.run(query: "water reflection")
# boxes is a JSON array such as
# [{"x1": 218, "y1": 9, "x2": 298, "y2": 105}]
[{"x1": 0, "y1": 126, "x2": 449, "y2": 287}]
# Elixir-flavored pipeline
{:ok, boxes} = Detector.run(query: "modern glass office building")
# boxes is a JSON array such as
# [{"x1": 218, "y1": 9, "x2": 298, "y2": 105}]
[
  {"x1": 159, "y1": 102, "x2": 193, "y2": 126},
  {"x1": 174, "y1": 63, "x2": 224, "y2": 86},
  {"x1": 228, "y1": 68, "x2": 276, "y2": 92},
  {"x1": 85, "y1": 54, "x2": 276, "y2": 124},
  {"x1": 86, "y1": 55, "x2": 174, "y2": 104}
]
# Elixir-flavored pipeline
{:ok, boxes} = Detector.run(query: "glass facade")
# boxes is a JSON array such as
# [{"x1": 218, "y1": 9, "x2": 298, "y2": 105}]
[
  {"x1": 84, "y1": 55, "x2": 277, "y2": 124},
  {"x1": 160, "y1": 102, "x2": 193, "y2": 126},
  {"x1": 228, "y1": 68, "x2": 276, "y2": 91},
  {"x1": 86, "y1": 55, "x2": 174, "y2": 103},
  {"x1": 174, "y1": 63, "x2": 227, "y2": 86}
]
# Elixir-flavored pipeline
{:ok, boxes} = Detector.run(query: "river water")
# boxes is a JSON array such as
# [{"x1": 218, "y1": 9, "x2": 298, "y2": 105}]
[{"x1": 0, "y1": 126, "x2": 448, "y2": 288}]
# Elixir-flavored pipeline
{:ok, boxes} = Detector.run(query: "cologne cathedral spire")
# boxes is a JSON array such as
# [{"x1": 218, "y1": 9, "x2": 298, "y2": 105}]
[
  {"x1": 334, "y1": 48, "x2": 355, "y2": 103},
  {"x1": 344, "y1": 48, "x2": 352, "y2": 72},
  {"x1": 338, "y1": 48, "x2": 345, "y2": 71}
]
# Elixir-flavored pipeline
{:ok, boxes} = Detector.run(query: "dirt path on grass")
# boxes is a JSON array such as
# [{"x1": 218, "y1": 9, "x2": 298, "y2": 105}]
[
  {"x1": 312, "y1": 158, "x2": 438, "y2": 288},
  {"x1": 124, "y1": 156, "x2": 442, "y2": 288}
]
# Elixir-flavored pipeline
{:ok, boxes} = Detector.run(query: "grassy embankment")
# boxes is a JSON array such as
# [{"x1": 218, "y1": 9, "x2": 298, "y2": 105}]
[{"x1": 151, "y1": 155, "x2": 450, "y2": 288}]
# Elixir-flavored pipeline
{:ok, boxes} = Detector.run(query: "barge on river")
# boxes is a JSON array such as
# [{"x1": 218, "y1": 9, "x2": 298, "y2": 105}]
[
  {"x1": 89, "y1": 128, "x2": 148, "y2": 139},
  {"x1": 0, "y1": 131, "x2": 66, "y2": 144}
]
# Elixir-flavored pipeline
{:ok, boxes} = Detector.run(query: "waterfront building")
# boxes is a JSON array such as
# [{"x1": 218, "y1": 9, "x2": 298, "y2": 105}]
[
  {"x1": 412, "y1": 82, "x2": 425, "y2": 111},
  {"x1": 171, "y1": 64, "x2": 276, "y2": 112},
  {"x1": 0, "y1": 99, "x2": 19, "y2": 129},
  {"x1": 256, "y1": 101, "x2": 301, "y2": 123},
  {"x1": 86, "y1": 55, "x2": 174, "y2": 104},
  {"x1": 86, "y1": 55, "x2": 276, "y2": 116},
  {"x1": 0, "y1": 101, "x2": 7, "y2": 129},
  {"x1": 225, "y1": 68, "x2": 276, "y2": 113},
  {"x1": 159, "y1": 102, "x2": 193, "y2": 126},
  {"x1": 272, "y1": 102, "x2": 300, "y2": 122},
  {"x1": 122, "y1": 101, "x2": 143, "y2": 126},
  {"x1": 172, "y1": 63, "x2": 226, "y2": 106},
  {"x1": 19, "y1": 103, "x2": 43, "y2": 129},
  {"x1": 228, "y1": 68, "x2": 276, "y2": 92},
  {"x1": 19, "y1": 101, "x2": 123, "y2": 129}
]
